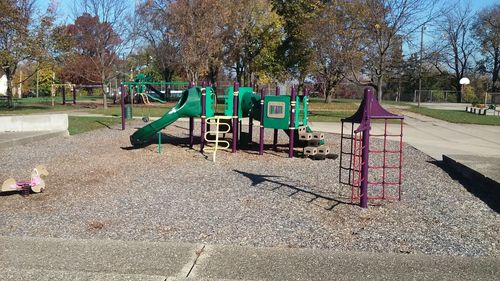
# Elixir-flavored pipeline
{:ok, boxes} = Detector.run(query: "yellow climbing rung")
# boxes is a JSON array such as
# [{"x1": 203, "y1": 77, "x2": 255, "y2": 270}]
[{"x1": 204, "y1": 116, "x2": 232, "y2": 162}]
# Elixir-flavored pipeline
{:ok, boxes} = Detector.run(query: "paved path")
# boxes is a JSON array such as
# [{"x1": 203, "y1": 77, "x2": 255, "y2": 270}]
[
  {"x1": 1, "y1": 236, "x2": 498, "y2": 281},
  {"x1": 310, "y1": 111, "x2": 500, "y2": 160}
]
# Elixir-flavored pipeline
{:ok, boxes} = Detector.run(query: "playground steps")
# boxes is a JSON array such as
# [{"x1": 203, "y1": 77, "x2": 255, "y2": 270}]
[{"x1": 299, "y1": 126, "x2": 336, "y2": 160}]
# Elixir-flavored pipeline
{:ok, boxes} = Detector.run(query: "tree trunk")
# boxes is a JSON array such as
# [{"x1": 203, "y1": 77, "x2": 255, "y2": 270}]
[
  {"x1": 492, "y1": 49, "x2": 499, "y2": 92},
  {"x1": 323, "y1": 84, "x2": 329, "y2": 103},
  {"x1": 5, "y1": 69, "x2": 14, "y2": 108},
  {"x1": 101, "y1": 73, "x2": 108, "y2": 109},
  {"x1": 163, "y1": 68, "x2": 173, "y2": 82},
  {"x1": 325, "y1": 88, "x2": 333, "y2": 103},
  {"x1": 377, "y1": 75, "x2": 383, "y2": 102}
]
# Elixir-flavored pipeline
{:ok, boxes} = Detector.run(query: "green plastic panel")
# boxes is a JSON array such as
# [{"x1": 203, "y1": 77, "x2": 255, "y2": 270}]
[
  {"x1": 263, "y1": 96, "x2": 290, "y2": 129},
  {"x1": 205, "y1": 86, "x2": 216, "y2": 118},
  {"x1": 224, "y1": 86, "x2": 260, "y2": 119}
]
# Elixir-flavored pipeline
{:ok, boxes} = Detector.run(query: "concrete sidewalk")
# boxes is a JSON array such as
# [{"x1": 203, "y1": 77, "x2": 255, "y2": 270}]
[{"x1": 1, "y1": 236, "x2": 498, "y2": 281}]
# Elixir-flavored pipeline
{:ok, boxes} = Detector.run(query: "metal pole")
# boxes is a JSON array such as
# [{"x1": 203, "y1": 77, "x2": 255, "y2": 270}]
[
  {"x1": 289, "y1": 86, "x2": 296, "y2": 158},
  {"x1": 189, "y1": 117, "x2": 194, "y2": 148},
  {"x1": 120, "y1": 84, "x2": 125, "y2": 130},
  {"x1": 360, "y1": 88, "x2": 373, "y2": 208},
  {"x1": 72, "y1": 86, "x2": 76, "y2": 105},
  {"x1": 201, "y1": 81, "x2": 206, "y2": 153},
  {"x1": 232, "y1": 82, "x2": 239, "y2": 153},
  {"x1": 273, "y1": 85, "x2": 280, "y2": 151},
  {"x1": 418, "y1": 25, "x2": 425, "y2": 108},
  {"x1": 259, "y1": 88, "x2": 265, "y2": 155}
]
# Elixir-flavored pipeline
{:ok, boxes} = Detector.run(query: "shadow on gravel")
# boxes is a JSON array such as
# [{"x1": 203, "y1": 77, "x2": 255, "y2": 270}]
[
  {"x1": 120, "y1": 133, "x2": 197, "y2": 150},
  {"x1": 234, "y1": 169, "x2": 353, "y2": 210},
  {"x1": 430, "y1": 160, "x2": 500, "y2": 213}
]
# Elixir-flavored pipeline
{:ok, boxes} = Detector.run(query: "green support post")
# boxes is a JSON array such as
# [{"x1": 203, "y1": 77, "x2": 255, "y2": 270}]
[{"x1": 158, "y1": 131, "x2": 162, "y2": 154}]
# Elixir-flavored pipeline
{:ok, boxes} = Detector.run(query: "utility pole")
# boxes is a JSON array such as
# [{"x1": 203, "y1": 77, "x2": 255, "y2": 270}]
[{"x1": 418, "y1": 25, "x2": 425, "y2": 108}]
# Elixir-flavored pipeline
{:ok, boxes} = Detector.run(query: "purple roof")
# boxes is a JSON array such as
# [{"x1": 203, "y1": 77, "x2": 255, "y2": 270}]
[{"x1": 342, "y1": 88, "x2": 403, "y2": 123}]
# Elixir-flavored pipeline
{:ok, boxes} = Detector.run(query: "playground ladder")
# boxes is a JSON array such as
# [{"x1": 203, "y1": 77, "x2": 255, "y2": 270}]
[{"x1": 204, "y1": 116, "x2": 232, "y2": 162}]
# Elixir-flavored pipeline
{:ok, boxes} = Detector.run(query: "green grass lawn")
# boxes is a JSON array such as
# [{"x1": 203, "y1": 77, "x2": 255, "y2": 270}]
[
  {"x1": 407, "y1": 106, "x2": 500, "y2": 126},
  {"x1": 307, "y1": 110, "x2": 354, "y2": 122},
  {"x1": 68, "y1": 116, "x2": 122, "y2": 135},
  {"x1": 0, "y1": 104, "x2": 78, "y2": 115},
  {"x1": 2, "y1": 95, "x2": 410, "y2": 124}
]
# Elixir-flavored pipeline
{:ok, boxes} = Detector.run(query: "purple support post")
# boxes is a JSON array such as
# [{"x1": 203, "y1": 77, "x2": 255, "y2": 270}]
[
  {"x1": 359, "y1": 88, "x2": 373, "y2": 208},
  {"x1": 120, "y1": 84, "x2": 125, "y2": 130},
  {"x1": 200, "y1": 81, "x2": 206, "y2": 153},
  {"x1": 189, "y1": 118, "x2": 194, "y2": 148},
  {"x1": 259, "y1": 89, "x2": 265, "y2": 155},
  {"x1": 72, "y1": 86, "x2": 76, "y2": 105},
  {"x1": 288, "y1": 86, "x2": 296, "y2": 158},
  {"x1": 232, "y1": 82, "x2": 239, "y2": 153},
  {"x1": 273, "y1": 86, "x2": 280, "y2": 151}
]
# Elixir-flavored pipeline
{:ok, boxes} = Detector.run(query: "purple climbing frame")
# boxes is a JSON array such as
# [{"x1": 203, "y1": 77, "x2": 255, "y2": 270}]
[{"x1": 339, "y1": 88, "x2": 404, "y2": 208}]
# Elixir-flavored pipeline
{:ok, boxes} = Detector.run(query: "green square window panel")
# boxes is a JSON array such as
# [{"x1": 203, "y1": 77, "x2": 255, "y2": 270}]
[{"x1": 263, "y1": 96, "x2": 290, "y2": 129}]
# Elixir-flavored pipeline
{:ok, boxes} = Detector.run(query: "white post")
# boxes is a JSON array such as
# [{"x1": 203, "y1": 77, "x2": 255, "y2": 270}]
[{"x1": 18, "y1": 70, "x2": 22, "y2": 98}]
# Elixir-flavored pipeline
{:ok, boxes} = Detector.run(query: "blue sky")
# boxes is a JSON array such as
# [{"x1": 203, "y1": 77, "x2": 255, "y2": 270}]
[
  {"x1": 39, "y1": 0, "x2": 499, "y2": 56},
  {"x1": 38, "y1": 0, "x2": 500, "y2": 18},
  {"x1": 40, "y1": 0, "x2": 499, "y2": 22}
]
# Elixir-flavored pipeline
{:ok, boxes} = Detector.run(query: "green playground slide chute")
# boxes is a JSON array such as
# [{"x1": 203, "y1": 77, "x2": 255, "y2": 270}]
[
  {"x1": 144, "y1": 84, "x2": 167, "y2": 103},
  {"x1": 130, "y1": 87, "x2": 215, "y2": 147}
]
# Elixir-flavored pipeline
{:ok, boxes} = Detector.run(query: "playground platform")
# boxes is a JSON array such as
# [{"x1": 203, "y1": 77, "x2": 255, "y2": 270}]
[{"x1": 1, "y1": 236, "x2": 498, "y2": 281}]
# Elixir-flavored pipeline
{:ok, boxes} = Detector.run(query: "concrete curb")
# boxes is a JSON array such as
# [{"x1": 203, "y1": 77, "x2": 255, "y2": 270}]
[
  {"x1": 0, "y1": 130, "x2": 69, "y2": 149},
  {"x1": 0, "y1": 114, "x2": 68, "y2": 132},
  {"x1": 442, "y1": 155, "x2": 500, "y2": 189},
  {"x1": 1, "y1": 236, "x2": 498, "y2": 281}
]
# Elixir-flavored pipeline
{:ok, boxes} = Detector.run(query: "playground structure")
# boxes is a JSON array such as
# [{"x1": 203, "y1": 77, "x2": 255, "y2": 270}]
[
  {"x1": 125, "y1": 82, "x2": 404, "y2": 208},
  {"x1": 126, "y1": 82, "x2": 331, "y2": 159},
  {"x1": 339, "y1": 88, "x2": 404, "y2": 208},
  {"x1": 1, "y1": 165, "x2": 49, "y2": 196},
  {"x1": 125, "y1": 74, "x2": 189, "y2": 104}
]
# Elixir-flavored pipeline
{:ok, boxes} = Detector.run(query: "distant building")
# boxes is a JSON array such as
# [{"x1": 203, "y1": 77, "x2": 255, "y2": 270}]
[{"x1": 0, "y1": 75, "x2": 6, "y2": 96}]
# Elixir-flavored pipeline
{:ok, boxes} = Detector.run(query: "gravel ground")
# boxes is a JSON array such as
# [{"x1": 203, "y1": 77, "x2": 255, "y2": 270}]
[{"x1": 0, "y1": 120, "x2": 498, "y2": 257}]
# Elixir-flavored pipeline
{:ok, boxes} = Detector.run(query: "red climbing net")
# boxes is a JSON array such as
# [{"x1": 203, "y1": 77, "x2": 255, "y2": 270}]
[{"x1": 340, "y1": 118, "x2": 404, "y2": 203}]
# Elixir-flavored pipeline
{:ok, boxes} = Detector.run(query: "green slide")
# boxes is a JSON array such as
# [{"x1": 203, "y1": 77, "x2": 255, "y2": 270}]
[
  {"x1": 130, "y1": 87, "x2": 204, "y2": 147},
  {"x1": 145, "y1": 84, "x2": 167, "y2": 103}
]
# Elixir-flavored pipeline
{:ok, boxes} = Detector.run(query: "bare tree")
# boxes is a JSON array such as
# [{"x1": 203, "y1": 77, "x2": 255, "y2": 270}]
[
  {"x1": 350, "y1": 0, "x2": 437, "y2": 101},
  {"x1": 135, "y1": 0, "x2": 179, "y2": 82},
  {"x1": 473, "y1": 4, "x2": 500, "y2": 92},
  {"x1": 166, "y1": 0, "x2": 227, "y2": 83},
  {"x1": 71, "y1": 0, "x2": 132, "y2": 108},
  {"x1": 432, "y1": 2, "x2": 476, "y2": 102}
]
